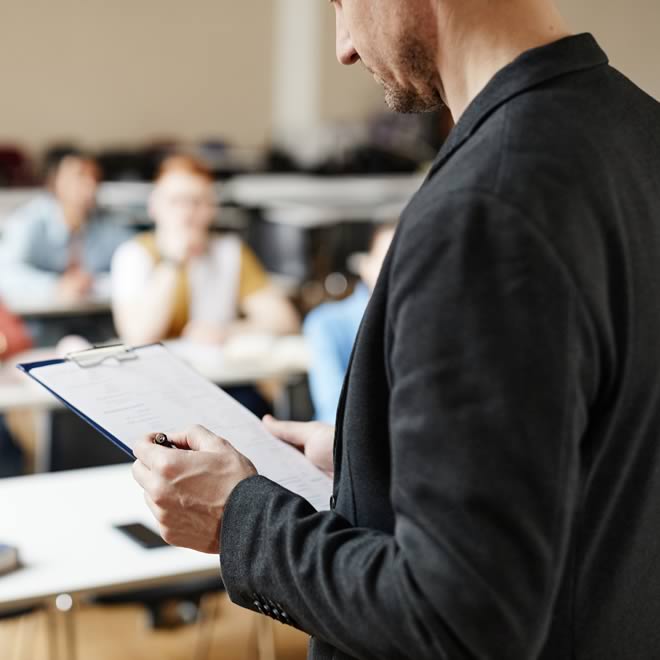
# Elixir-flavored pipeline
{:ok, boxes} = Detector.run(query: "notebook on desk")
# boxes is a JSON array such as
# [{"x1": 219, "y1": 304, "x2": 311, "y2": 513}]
[{"x1": 18, "y1": 344, "x2": 332, "y2": 512}]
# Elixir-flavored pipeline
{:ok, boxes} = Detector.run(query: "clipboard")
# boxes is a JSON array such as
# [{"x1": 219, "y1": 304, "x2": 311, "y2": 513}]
[
  {"x1": 17, "y1": 343, "x2": 332, "y2": 510},
  {"x1": 18, "y1": 344, "x2": 144, "y2": 458}
]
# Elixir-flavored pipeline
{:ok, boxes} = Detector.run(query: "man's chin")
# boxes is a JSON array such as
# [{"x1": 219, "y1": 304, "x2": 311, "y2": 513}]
[{"x1": 383, "y1": 84, "x2": 444, "y2": 114}]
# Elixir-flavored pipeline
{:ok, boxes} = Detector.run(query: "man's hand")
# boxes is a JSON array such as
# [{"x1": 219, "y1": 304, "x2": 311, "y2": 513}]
[
  {"x1": 262, "y1": 415, "x2": 335, "y2": 476},
  {"x1": 132, "y1": 425, "x2": 257, "y2": 554}
]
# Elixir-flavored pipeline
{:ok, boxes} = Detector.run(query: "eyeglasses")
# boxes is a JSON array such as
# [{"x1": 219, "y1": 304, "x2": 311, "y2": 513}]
[{"x1": 165, "y1": 194, "x2": 218, "y2": 211}]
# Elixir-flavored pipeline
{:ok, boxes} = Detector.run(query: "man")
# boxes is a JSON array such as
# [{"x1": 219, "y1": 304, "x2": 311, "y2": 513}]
[
  {"x1": 132, "y1": 1, "x2": 660, "y2": 658},
  {"x1": 111, "y1": 154, "x2": 299, "y2": 347},
  {"x1": 0, "y1": 148, "x2": 131, "y2": 307}
]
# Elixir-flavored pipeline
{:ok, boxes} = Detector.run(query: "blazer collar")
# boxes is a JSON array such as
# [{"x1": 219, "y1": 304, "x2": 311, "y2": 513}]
[{"x1": 428, "y1": 33, "x2": 609, "y2": 178}]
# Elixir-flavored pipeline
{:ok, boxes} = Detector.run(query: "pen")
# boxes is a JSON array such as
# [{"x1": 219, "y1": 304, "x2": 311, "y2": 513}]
[{"x1": 154, "y1": 433, "x2": 175, "y2": 449}]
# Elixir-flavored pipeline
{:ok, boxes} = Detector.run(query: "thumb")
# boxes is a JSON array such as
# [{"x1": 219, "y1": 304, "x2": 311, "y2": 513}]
[
  {"x1": 262, "y1": 415, "x2": 306, "y2": 449},
  {"x1": 167, "y1": 425, "x2": 226, "y2": 452}
]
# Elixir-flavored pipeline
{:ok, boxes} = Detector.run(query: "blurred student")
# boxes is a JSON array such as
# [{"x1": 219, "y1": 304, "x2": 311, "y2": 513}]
[
  {"x1": 111, "y1": 155, "x2": 299, "y2": 346},
  {"x1": 304, "y1": 223, "x2": 395, "y2": 423},
  {"x1": 0, "y1": 148, "x2": 132, "y2": 307}
]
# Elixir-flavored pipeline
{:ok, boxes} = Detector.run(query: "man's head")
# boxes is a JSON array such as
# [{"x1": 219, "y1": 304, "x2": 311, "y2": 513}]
[
  {"x1": 150, "y1": 155, "x2": 218, "y2": 252},
  {"x1": 45, "y1": 148, "x2": 101, "y2": 225},
  {"x1": 332, "y1": 0, "x2": 572, "y2": 119},
  {"x1": 332, "y1": 0, "x2": 444, "y2": 113}
]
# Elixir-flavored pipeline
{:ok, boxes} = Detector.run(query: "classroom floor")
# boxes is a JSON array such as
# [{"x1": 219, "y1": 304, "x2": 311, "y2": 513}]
[{"x1": 0, "y1": 593, "x2": 309, "y2": 660}]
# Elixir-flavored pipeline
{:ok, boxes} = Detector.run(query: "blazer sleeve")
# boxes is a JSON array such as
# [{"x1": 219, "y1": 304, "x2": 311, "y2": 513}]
[{"x1": 220, "y1": 189, "x2": 596, "y2": 660}]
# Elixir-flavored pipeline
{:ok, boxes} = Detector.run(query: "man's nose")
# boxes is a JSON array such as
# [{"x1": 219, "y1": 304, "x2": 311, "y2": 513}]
[{"x1": 335, "y1": 10, "x2": 359, "y2": 65}]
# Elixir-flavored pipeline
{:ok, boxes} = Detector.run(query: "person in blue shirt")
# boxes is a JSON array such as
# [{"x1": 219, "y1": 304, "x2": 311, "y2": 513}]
[
  {"x1": 0, "y1": 148, "x2": 132, "y2": 308},
  {"x1": 304, "y1": 223, "x2": 395, "y2": 423}
]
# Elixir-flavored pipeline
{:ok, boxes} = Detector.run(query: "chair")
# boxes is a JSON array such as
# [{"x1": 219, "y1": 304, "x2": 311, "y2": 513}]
[
  {"x1": 0, "y1": 606, "x2": 46, "y2": 660},
  {"x1": 92, "y1": 576, "x2": 224, "y2": 660},
  {"x1": 0, "y1": 146, "x2": 35, "y2": 187}
]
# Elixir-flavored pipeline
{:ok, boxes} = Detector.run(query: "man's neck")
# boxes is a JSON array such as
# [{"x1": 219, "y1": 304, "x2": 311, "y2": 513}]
[{"x1": 436, "y1": 0, "x2": 572, "y2": 121}]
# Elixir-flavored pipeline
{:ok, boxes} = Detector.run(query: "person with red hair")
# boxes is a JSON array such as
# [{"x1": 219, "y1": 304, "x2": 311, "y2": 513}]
[{"x1": 111, "y1": 155, "x2": 299, "y2": 346}]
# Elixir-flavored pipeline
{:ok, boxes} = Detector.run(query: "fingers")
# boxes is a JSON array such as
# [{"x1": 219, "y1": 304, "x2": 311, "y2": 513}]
[
  {"x1": 133, "y1": 439, "x2": 182, "y2": 484},
  {"x1": 262, "y1": 415, "x2": 306, "y2": 448},
  {"x1": 138, "y1": 426, "x2": 226, "y2": 453},
  {"x1": 133, "y1": 460, "x2": 173, "y2": 510},
  {"x1": 132, "y1": 459, "x2": 157, "y2": 492},
  {"x1": 167, "y1": 425, "x2": 226, "y2": 452},
  {"x1": 133, "y1": 436, "x2": 160, "y2": 468}
]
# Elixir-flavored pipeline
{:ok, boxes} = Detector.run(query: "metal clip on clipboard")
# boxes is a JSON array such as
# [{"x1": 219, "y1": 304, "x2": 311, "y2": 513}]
[{"x1": 67, "y1": 344, "x2": 138, "y2": 369}]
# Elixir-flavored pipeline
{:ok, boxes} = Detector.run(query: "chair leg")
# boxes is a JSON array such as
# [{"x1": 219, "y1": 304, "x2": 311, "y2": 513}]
[
  {"x1": 255, "y1": 616, "x2": 276, "y2": 660},
  {"x1": 25, "y1": 610, "x2": 40, "y2": 660},
  {"x1": 193, "y1": 593, "x2": 220, "y2": 660},
  {"x1": 46, "y1": 606, "x2": 59, "y2": 660},
  {"x1": 9, "y1": 610, "x2": 38, "y2": 660},
  {"x1": 9, "y1": 616, "x2": 23, "y2": 660},
  {"x1": 62, "y1": 600, "x2": 78, "y2": 660}
]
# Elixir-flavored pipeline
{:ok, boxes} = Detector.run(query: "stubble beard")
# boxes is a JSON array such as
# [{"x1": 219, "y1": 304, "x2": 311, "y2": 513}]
[{"x1": 380, "y1": 37, "x2": 444, "y2": 113}]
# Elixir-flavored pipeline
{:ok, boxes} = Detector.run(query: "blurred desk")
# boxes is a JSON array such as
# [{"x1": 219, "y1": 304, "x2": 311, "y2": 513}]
[
  {"x1": 0, "y1": 175, "x2": 423, "y2": 226},
  {"x1": 0, "y1": 465, "x2": 224, "y2": 660},
  {"x1": 0, "y1": 465, "x2": 221, "y2": 615},
  {"x1": 223, "y1": 174, "x2": 423, "y2": 212},
  {"x1": 228, "y1": 174, "x2": 423, "y2": 229},
  {"x1": 165, "y1": 335, "x2": 310, "y2": 387},
  {"x1": 0, "y1": 375, "x2": 60, "y2": 414},
  {"x1": 7, "y1": 295, "x2": 115, "y2": 349},
  {"x1": 10, "y1": 298, "x2": 112, "y2": 320}
]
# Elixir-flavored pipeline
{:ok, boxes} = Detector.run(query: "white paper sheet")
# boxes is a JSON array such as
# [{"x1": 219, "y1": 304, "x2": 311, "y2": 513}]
[{"x1": 28, "y1": 344, "x2": 332, "y2": 511}]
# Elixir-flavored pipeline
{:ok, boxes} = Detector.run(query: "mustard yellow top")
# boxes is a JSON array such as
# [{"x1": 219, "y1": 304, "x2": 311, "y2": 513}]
[{"x1": 135, "y1": 232, "x2": 269, "y2": 339}]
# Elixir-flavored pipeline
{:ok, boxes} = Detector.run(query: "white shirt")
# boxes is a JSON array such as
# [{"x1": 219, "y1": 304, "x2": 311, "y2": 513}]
[{"x1": 111, "y1": 234, "x2": 243, "y2": 326}]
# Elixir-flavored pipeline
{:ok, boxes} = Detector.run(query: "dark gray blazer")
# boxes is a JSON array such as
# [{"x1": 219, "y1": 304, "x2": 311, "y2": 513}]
[{"x1": 221, "y1": 34, "x2": 660, "y2": 659}]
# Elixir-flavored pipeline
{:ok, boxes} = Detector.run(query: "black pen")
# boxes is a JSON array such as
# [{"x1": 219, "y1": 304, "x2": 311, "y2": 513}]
[{"x1": 154, "y1": 433, "x2": 175, "y2": 449}]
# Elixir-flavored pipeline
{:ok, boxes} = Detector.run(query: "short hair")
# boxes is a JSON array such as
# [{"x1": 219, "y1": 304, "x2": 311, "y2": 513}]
[
  {"x1": 154, "y1": 154, "x2": 214, "y2": 184},
  {"x1": 43, "y1": 146, "x2": 101, "y2": 182}
]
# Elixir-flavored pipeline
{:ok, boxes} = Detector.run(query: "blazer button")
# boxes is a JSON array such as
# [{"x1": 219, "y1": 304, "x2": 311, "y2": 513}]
[{"x1": 329, "y1": 495, "x2": 336, "y2": 510}]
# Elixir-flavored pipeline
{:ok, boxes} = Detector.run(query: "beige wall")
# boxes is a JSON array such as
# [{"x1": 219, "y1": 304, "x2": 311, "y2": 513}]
[
  {"x1": 0, "y1": 2, "x2": 657, "y2": 157},
  {"x1": 0, "y1": 0, "x2": 275, "y2": 154},
  {"x1": 557, "y1": 0, "x2": 660, "y2": 101}
]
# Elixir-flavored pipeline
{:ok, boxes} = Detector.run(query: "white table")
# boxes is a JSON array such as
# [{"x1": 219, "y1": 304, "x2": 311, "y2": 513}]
[
  {"x1": 0, "y1": 465, "x2": 220, "y2": 615},
  {"x1": 0, "y1": 465, "x2": 227, "y2": 660}
]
